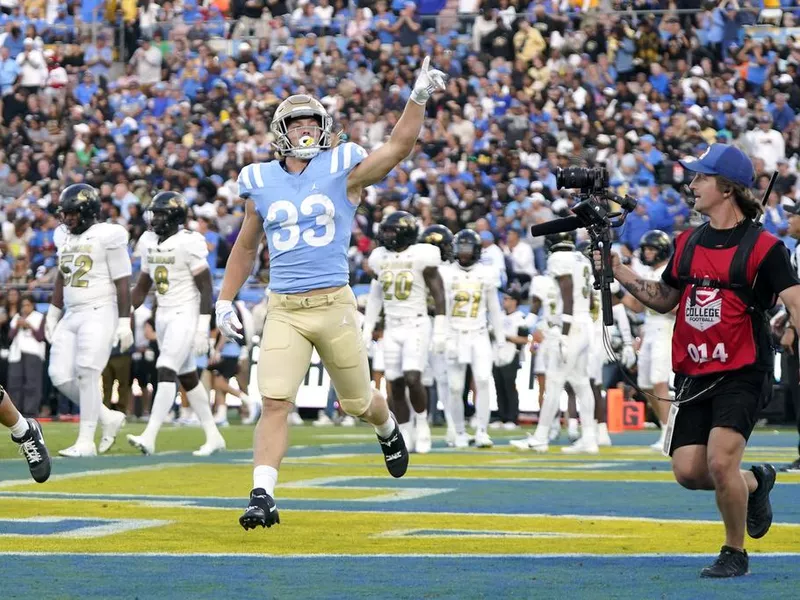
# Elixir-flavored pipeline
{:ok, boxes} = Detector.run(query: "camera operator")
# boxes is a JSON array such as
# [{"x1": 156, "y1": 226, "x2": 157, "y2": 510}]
[{"x1": 595, "y1": 144, "x2": 800, "y2": 578}]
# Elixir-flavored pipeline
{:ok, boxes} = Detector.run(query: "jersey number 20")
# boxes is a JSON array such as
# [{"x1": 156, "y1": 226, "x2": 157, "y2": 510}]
[
  {"x1": 268, "y1": 194, "x2": 335, "y2": 252},
  {"x1": 380, "y1": 270, "x2": 413, "y2": 300}
]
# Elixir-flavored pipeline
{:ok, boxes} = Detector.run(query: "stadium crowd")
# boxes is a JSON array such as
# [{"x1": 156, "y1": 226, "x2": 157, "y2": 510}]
[{"x1": 1, "y1": 0, "x2": 800, "y2": 422}]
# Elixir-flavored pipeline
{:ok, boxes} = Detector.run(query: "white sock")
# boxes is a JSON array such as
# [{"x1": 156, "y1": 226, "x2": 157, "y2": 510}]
[
  {"x1": 474, "y1": 378, "x2": 491, "y2": 431},
  {"x1": 57, "y1": 379, "x2": 80, "y2": 403},
  {"x1": 253, "y1": 465, "x2": 278, "y2": 496},
  {"x1": 186, "y1": 383, "x2": 221, "y2": 442},
  {"x1": 76, "y1": 369, "x2": 101, "y2": 445},
  {"x1": 568, "y1": 417, "x2": 579, "y2": 434},
  {"x1": 215, "y1": 404, "x2": 227, "y2": 421},
  {"x1": 534, "y1": 380, "x2": 564, "y2": 441},
  {"x1": 573, "y1": 382, "x2": 596, "y2": 443},
  {"x1": 415, "y1": 409, "x2": 428, "y2": 421},
  {"x1": 98, "y1": 403, "x2": 116, "y2": 427},
  {"x1": 10, "y1": 415, "x2": 29, "y2": 438},
  {"x1": 141, "y1": 381, "x2": 177, "y2": 443},
  {"x1": 436, "y1": 378, "x2": 451, "y2": 429},
  {"x1": 598, "y1": 422, "x2": 609, "y2": 436},
  {"x1": 373, "y1": 417, "x2": 395, "y2": 438}
]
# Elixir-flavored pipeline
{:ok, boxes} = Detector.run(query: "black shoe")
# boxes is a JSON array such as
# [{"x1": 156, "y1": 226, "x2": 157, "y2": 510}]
[
  {"x1": 780, "y1": 457, "x2": 800, "y2": 473},
  {"x1": 239, "y1": 488, "x2": 280, "y2": 530},
  {"x1": 377, "y1": 418, "x2": 408, "y2": 478},
  {"x1": 11, "y1": 418, "x2": 51, "y2": 484},
  {"x1": 700, "y1": 546, "x2": 749, "y2": 578},
  {"x1": 747, "y1": 464, "x2": 776, "y2": 539}
]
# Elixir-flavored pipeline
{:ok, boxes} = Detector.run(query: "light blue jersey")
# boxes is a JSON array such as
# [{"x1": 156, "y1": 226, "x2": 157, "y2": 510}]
[{"x1": 238, "y1": 142, "x2": 368, "y2": 294}]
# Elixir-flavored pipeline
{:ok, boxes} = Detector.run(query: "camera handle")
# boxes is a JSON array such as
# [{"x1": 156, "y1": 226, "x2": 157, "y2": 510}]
[{"x1": 588, "y1": 226, "x2": 615, "y2": 327}]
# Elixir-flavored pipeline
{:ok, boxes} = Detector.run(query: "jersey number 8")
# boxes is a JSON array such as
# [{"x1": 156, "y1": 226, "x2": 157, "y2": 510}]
[
  {"x1": 60, "y1": 254, "x2": 93, "y2": 288},
  {"x1": 153, "y1": 265, "x2": 169, "y2": 295},
  {"x1": 267, "y1": 194, "x2": 336, "y2": 252},
  {"x1": 380, "y1": 270, "x2": 413, "y2": 301}
]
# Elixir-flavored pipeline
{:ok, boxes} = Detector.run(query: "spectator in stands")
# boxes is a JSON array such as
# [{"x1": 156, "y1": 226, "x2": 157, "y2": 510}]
[{"x1": 6, "y1": 294, "x2": 44, "y2": 417}]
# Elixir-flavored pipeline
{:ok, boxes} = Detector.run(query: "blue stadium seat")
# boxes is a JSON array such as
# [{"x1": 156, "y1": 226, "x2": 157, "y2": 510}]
[
  {"x1": 37, "y1": 303, "x2": 50, "y2": 314},
  {"x1": 352, "y1": 284, "x2": 370, "y2": 297},
  {"x1": 238, "y1": 287, "x2": 265, "y2": 305}
]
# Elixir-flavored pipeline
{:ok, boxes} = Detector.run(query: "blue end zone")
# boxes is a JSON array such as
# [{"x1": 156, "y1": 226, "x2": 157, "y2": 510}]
[
  {"x1": 0, "y1": 519, "x2": 100, "y2": 536},
  {"x1": 5, "y1": 479, "x2": 799, "y2": 523},
  {"x1": 6, "y1": 555, "x2": 798, "y2": 599}
]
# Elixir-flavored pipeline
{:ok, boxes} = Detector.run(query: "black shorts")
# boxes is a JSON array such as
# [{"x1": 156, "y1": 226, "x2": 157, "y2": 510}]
[
  {"x1": 669, "y1": 368, "x2": 771, "y2": 455},
  {"x1": 131, "y1": 355, "x2": 157, "y2": 388},
  {"x1": 211, "y1": 356, "x2": 239, "y2": 380}
]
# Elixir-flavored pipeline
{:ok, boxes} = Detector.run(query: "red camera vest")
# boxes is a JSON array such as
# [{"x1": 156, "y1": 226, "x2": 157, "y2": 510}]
[{"x1": 671, "y1": 222, "x2": 779, "y2": 377}]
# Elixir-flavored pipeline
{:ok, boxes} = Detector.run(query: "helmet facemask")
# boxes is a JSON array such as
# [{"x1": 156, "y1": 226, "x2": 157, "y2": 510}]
[{"x1": 272, "y1": 112, "x2": 333, "y2": 160}]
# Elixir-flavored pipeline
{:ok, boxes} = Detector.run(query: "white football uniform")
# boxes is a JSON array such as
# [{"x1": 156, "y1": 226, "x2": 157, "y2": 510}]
[
  {"x1": 587, "y1": 288, "x2": 605, "y2": 382},
  {"x1": 367, "y1": 243, "x2": 441, "y2": 380},
  {"x1": 139, "y1": 229, "x2": 209, "y2": 375},
  {"x1": 530, "y1": 250, "x2": 597, "y2": 447},
  {"x1": 530, "y1": 274, "x2": 559, "y2": 376},
  {"x1": 633, "y1": 261, "x2": 674, "y2": 388},
  {"x1": 441, "y1": 262, "x2": 504, "y2": 433},
  {"x1": 545, "y1": 250, "x2": 592, "y2": 378},
  {"x1": 49, "y1": 223, "x2": 131, "y2": 384}
]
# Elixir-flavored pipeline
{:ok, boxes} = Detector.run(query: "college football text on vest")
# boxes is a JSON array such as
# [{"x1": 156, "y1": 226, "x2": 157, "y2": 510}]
[{"x1": 671, "y1": 223, "x2": 779, "y2": 376}]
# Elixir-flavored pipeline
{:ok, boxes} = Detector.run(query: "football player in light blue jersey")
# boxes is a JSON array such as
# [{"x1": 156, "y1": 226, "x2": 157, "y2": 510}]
[{"x1": 215, "y1": 57, "x2": 447, "y2": 530}]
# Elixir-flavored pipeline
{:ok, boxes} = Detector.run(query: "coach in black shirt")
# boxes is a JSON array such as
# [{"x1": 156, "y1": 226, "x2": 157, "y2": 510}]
[{"x1": 598, "y1": 144, "x2": 800, "y2": 578}]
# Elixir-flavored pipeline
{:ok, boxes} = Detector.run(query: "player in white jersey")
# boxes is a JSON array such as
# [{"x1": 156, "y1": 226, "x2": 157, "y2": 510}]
[
  {"x1": 577, "y1": 241, "x2": 636, "y2": 447},
  {"x1": 511, "y1": 232, "x2": 597, "y2": 453},
  {"x1": 127, "y1": 192, "x2": 226, "y2": 457},
  {"x1": 631, "y1": 230, "x2": 675, "y2": 450},
  {"x1": 528, "y1": 273, "x2": 559, "y2": 436},
  {"x1": 44, "y1": 184, "x2": 133, "y2": 457},
  {"x1": 419, "y1": 224, "x2": 456, "y2": 445},
  {"x1": 363, "y1": 211, "x2": 446, "y2": 453},
  {"x1": 440, "y1": 229, "x2": 505, "y2": 448}
]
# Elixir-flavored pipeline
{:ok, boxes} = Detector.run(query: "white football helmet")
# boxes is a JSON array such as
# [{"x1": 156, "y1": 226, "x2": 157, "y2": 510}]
[{"x1": 270, "y1": 94, "x2": 333, "y2": 160}]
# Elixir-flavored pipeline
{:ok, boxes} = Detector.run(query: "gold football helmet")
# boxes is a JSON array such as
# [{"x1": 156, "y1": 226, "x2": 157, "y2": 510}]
[{"x1": 270, "y1": 94, "x2": 333, "y2": 160}]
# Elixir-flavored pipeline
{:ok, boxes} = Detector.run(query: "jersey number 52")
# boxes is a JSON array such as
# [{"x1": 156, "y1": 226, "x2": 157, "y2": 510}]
[{"x1": 60, "y1": 254, "x2": 93, "y2": 288}]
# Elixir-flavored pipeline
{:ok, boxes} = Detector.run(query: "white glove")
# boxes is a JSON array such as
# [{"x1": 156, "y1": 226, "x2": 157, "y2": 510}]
[
  {"x1": 361, "y1": 326, "x2": 374, "y2": 349},
  {"x1": 194, "y1": 314, "x2": 211, "y2": 356},
  {"x1": 432, "y1": 314, "x2": 447, "y2": 354},
  {"x1": 491, "y1": 342, "x2": 503, "y2": 366},
  {"x1": 44, "y1": 304, "x2": 62, "y2": 343},
  {"x1": 114, "y1": 317, "x2": 134, "y2": 352},
  {"x1": 410, "y1": 56, "x2": 447, "y2": 105},
  {"x1": 559, "y1": 335, "x2": 569, "y2": 363},
  {"x1": 621, "y1": 344, "x2": 636, "y2": 369},
  {"x1": 215, "y1": 300, "x2": 243, "y2": 341}
]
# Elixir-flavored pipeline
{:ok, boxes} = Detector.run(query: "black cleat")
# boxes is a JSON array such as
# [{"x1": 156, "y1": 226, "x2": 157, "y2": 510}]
[
  {"x1": 377, "y1": 418, "x2": 409, "y2": 478},
  {"x1": 780, "y1": 457, "x2": 800, "y2": 473},
  {"x1": 700, "y1": 546, "x2": 749, "y2": 578},
  {"x1": 747, "y1": 464, "x2": 776, "y2": 539},
  {"x1": 239, "y1": 488, "x2": 280, "y2": 530},
  {"x1": 11, "y1": 419, "x2": 51, "y2": 484}
]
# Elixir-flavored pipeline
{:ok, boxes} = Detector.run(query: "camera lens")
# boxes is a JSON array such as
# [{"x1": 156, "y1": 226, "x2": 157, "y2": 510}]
[{"x1": 555, "y1": 167, "x2": 608, "y2": 191}]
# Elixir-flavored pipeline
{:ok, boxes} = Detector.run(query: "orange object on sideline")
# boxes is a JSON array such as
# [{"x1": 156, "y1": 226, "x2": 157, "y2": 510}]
[
  {"x1": 622, "y1": 402, "x2": 645, "y2": 430},
  {"x1": 607, "y1": 388, "x2": 624, "y2": 433}
]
